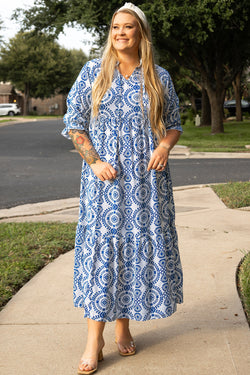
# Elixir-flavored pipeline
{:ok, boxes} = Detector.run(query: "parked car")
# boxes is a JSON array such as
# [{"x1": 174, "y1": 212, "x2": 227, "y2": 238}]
[
  {"x1": 224, "y1": 99, "x2": 250, "y2": 116},
  {"x1": 0, "y1": 103, "x2": 21, "y2": 116}
]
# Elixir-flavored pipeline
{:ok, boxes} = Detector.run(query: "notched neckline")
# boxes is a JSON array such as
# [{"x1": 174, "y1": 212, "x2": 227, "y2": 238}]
[{"x1": 116, "y1": 65, "x2": 141, "y2": 81}]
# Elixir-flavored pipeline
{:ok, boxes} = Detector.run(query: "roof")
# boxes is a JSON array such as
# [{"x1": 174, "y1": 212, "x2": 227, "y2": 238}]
[{"x1": 0, "y1": 83, "x2": 15, "y2": 95}]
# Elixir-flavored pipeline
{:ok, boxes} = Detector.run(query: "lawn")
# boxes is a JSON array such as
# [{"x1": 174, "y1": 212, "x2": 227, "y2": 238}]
[
  {"x1": 211, "y1": 181, "x2": 250, "y2": 324},
  {"x1": 180, "y1": 119, "x2": 250, "y2": 152},
  {"x1": 211, "y1": 181, "x2": 250, "y2": 208},
  {"x1": 0, "y1": 222, "x2": 76, "y2": 310},
  {"x1": 0, "y1": 119, "x2": 15, "y2": 123},
  {"x1": 237, "y1": 252, "x2": 250, "y2": 325}
]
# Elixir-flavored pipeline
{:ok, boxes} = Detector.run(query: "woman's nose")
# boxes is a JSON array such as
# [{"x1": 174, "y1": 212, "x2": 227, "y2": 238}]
[{"x1": 118, "y1": 27, "x2": 125, "y2": 34}]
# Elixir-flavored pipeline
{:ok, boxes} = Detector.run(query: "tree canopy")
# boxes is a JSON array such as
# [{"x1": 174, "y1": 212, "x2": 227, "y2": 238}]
[
  {"x1": 13, "y1": 0, "x2": 250, "y2": 132},
  {"x1": 144, "y1": 0, "x2": 250, "y2": 132},
  {"x1": 0, "y1": 31, "x2": 87, "y2": 114},
  {"x1": 13, "y1": 0, "x2": 124, "y2": 37},
  {"x1": 0, "y1": 17, "x2": 3, "y2": 46}
]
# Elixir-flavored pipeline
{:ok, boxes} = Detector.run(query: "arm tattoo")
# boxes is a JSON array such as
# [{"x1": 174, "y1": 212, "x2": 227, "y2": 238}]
[{"x1": 69, "y1": 129, "x2": 100, "y2": 165}]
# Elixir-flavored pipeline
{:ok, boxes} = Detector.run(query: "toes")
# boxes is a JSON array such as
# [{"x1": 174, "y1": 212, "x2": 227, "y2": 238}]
[
  {"x1": 116, "y1": 338, "x2": 136, "y2": 355},
  {"x1": 121, "y1": 344, "x2": 134, "y2": 353},
  {"x1": 79, "y1": 362, "x2": 94, "y2": 371}
]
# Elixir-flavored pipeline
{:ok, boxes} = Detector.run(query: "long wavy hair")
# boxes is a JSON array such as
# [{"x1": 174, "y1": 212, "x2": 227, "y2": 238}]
[{"x1": 92, "y1": 8, "x2": 166, "y2": 140}]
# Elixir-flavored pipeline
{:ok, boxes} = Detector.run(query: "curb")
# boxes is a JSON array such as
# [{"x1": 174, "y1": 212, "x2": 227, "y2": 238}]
[
  {"x1": 0, "y1": 185, "x2": 219, "y2": 220},
  {"x1": 1, "y1": 183, "x2": 249, "y2": 220},
  {"x1": 0, "y1": 197, "x2": 79, "y2": 221}
]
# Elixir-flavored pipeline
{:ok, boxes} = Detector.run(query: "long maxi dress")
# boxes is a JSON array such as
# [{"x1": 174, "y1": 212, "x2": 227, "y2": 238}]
[{"x1": 62, "y1": 58, "x2": 183, "y2": 322}]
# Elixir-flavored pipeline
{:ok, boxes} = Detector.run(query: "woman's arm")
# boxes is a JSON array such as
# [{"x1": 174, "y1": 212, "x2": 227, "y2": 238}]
[
  {"x1": 69, "y1": 129, "x2": 100, "y2": 164},
  {"x1": 147, "y1": 129, "x2": 181, "y2": 171},
  {"x1": 148, "y1": 68, "x2": 182, "y2": 172},
  {"x1": 69, "y1": 129, "x2": 117, "y2": 181}
]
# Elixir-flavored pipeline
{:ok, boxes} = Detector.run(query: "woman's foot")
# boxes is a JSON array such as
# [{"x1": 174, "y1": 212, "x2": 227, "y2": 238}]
[
  {"x1": 115, "y1": 318, "x2": 136, "y2": 356},
  {"x1": 78, "y1": 337, "x2": 105, "y2": 374},
  {"x1": 115, "y1": 339, "x2": 136, "y2": 356}
]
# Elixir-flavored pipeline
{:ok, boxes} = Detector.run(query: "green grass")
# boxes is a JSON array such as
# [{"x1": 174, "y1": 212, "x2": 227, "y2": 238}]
[
  {"x1": 0, "y1": 115, "x2": 62, "y2": 122},
  {"x1": 0, "y1": 119, "x2": 16, "y2": 123},
  {"x1": 0, "y1": 222, "x2": 76, "y2": 310},
  {"x1": 180, "y1": 120, "x2": 250, "y2": 152},
  {"x1": 237, "y1": 252, "x2": 250, "y2": 325},
  {"x1": 211, "y1": 181, "x2": 250, "y2": 209},
  {"x1": 212, "y1": 182, "x2": 250, "y2": 324}
]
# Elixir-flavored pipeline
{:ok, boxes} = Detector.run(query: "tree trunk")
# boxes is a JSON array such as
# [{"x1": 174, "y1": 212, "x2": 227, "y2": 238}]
[
  {"x1": 190, "y1": 94, "x2": 196, "y2": 112},
  {"x1": 232, "y1": 71, "x2": 242, "y2": 122},
  {"x1": 23, "y1": 83, "x2": 30, "y2": 116},
  {"x1": 206, "y1": 86, "x2": 225, "y2": 134},
  {"x1": 62, "y1": 93, "x2": 67, "y2": 114},
  {"x1": 200, "y1": 88, "x2": 211, "y2": 126}
]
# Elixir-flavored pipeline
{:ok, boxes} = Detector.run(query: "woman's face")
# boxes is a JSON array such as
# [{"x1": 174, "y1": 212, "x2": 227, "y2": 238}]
[{"x1": 111, "y1": 12, "x2": 141, "y2": 55}]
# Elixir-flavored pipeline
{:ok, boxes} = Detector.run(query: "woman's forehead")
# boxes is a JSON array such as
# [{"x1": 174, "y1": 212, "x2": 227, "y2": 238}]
[{"x1": 113, "y1": 12, "x2": 138, "y2": 25}]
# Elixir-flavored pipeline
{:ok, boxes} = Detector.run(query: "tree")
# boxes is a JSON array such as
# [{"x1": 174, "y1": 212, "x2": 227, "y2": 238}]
[
  {"x1": 13, "y1": 1, "x2": 250, "y2": 132},
  {"x1": 201, "y1": 88, "x2": 211, "y2": 127},
  {"x1": 142, "y1": 0, "x2": 250, "y2": 133},
  {"x1": 12, "y1": 0, "x2": 124, "y2": 39},
  {"x1": 232, "y1": 62, "x2": 250, "y2": 122},
  {"x1": 0, "y1": 17, "x2": 4, "y2": 47},
  {"x1": 232, "y1": 70, "x2": 243, "y2": 122},
  {"x1": 69, "y1": 48, "x2": 88, "y2": 80},
  {"x1": 0, "y1": 31, "x2": 86, "y2": 115}
]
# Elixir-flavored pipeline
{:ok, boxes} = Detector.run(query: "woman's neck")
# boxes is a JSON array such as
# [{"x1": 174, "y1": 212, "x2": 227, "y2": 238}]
[{"x1": 117, "y1": 52, "x2": 140, "y2": 66}]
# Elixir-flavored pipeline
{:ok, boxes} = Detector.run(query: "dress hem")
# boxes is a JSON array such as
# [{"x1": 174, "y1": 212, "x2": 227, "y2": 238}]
[{"x1": 74, "y1": 301, "x2": 183, "y2": 322}]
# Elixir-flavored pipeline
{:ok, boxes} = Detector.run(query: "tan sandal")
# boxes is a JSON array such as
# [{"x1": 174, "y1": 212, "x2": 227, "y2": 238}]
[
  {"x1": 77, "y1": 350, "x2": 103, "y2": 375},
  {"x1": 115, "y1": 339, "x2": 136, "y2": 356}
]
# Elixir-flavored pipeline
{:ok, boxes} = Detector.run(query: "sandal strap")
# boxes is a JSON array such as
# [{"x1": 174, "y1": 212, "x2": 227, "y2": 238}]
[
  {"x1": 79, "y1": 358, "x2": 97, "y2": 368},
  {"x1": 117, "y1": 340, "x2": 136, "y2": 349}
]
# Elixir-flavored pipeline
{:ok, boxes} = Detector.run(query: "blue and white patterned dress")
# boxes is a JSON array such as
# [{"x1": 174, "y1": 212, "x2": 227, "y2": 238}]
[{"x1": 62, "y1": 58, "x2": 183, "y2": 322}]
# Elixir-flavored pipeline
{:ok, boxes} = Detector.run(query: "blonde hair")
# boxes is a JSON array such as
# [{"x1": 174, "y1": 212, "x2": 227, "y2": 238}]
[{"x1": 92, "y1": 8, "x2": 166, "y2": 140}]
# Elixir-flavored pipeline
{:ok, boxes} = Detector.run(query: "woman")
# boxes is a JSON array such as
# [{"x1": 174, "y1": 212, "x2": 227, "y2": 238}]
[{"x1": 62, "y1": 3, "x2": 183, "y2": 374}]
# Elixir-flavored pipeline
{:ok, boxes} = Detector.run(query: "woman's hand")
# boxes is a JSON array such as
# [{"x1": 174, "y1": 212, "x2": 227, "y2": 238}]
[
  {"x1": 147, "y1": 145, "x2": 170, "y2": 172},
  {"x1": 90, "y1": 160, "x2": 117, "y2": 181},
  {"x1": 147, "y1": 130, "x2": 181, "y2": 172}
]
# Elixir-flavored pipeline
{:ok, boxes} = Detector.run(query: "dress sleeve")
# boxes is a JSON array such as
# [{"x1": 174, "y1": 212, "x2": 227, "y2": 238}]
[
  {"x1": 62, "y1": 63, "x2": 92, "y2": 139},
  {"x1": 160, "y1": 69, "x2": 182, "y2": 133}
]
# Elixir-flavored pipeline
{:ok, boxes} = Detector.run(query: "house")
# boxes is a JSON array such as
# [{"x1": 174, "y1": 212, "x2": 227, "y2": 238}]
[
  {"x1": 0, "y1": 83, "x2": 23, "y2": 113},
  {"x1": 30, "y1": 94, "x2": 67, "y2": 116},
  {"x1": 0, "y1": 82, "x2": 67, "y2": 116}
]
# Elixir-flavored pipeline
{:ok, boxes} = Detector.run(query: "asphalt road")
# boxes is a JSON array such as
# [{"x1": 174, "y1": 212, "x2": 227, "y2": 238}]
[{"x1": 0, "y1": 119, "x2": 249, "y2": 209}]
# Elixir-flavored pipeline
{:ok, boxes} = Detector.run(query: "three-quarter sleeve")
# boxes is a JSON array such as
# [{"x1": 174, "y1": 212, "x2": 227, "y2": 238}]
[
  {"x1": 157, "y1": 67, "x2": 182, "y2": 133},
  {"x1": 62, "y1": 63, "x2": 92, "y2": 139}
]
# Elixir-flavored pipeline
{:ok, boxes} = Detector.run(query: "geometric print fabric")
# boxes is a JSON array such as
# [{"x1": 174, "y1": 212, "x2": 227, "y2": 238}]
[{"x1": 63, "y1": 59, "x2": 183, "y2": 321}]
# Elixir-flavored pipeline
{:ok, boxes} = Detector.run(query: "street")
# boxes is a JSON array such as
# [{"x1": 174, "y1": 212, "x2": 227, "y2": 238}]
[{"x1": 0, "y1": 119, "x2": 249, "y2": 209}]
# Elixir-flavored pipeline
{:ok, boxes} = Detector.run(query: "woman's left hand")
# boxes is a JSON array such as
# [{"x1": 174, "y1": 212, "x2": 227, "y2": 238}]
[{"x1": 147, "y1": 146, "x2": 169, "y2": 172}]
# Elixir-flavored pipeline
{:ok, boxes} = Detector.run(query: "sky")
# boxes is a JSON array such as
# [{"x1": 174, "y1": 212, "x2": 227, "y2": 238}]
[{"x1": 1, "y1": 0, "x2": 95, "y2": 55}]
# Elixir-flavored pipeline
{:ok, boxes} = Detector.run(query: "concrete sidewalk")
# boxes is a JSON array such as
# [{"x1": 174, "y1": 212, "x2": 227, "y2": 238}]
[{"x1": 0, "y1": 186, "x2": 249, "y2": 374}]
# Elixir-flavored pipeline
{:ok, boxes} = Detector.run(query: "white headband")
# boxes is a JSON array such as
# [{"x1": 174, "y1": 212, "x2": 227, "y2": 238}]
[{"x1": 117, "y1": 2, "x2": 148, "y2": 26}]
